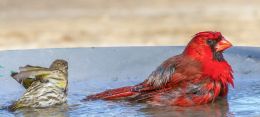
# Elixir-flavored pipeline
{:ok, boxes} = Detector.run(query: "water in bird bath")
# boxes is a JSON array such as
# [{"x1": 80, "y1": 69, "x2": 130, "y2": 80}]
[{"x1": 0, "y1": 47, "x2": 260, "y2": 117}]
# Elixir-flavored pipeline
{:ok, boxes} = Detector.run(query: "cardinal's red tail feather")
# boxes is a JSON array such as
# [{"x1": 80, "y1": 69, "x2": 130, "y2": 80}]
[{"x1": 85, "y1": 86, "x2": 138, "y2": 100}]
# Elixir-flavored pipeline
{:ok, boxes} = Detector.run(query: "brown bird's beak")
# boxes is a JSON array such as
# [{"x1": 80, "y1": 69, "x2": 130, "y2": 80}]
[{"x1": 215, "y1": 38, "x2": 232, "y2": 52}]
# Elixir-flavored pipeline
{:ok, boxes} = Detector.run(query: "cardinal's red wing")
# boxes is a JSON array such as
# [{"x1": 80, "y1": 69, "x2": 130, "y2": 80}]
[{"x1": 85, "y1": 56, "x2": 179, "y2": 100}]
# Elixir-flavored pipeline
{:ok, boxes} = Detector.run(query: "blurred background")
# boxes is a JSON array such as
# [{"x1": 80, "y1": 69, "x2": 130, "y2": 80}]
[{"x1": 0, "y1": 0, "x2": 260, "y2": 50}]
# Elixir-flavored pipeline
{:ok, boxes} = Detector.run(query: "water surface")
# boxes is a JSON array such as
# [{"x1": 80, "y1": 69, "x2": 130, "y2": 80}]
[{"x1": 0, "y1": 46, "x2": 260, "y2": 117}]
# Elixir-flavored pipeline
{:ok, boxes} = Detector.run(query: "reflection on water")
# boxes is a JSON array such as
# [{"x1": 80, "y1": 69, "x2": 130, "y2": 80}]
[
  {"x1": 2, "y1": 75, "x2": 260, "y2": 117},
  {"x1": 140, "y1": 99, "x2": 233, "y2": 117},
  {"x1": 13, "y1": 105, "x2": 69, "y2": 117}
]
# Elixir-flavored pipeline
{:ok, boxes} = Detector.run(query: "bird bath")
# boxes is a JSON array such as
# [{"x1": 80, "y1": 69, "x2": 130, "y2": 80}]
[{"x1": 0, "y1": 46, "x2": 260, "y2": 117}]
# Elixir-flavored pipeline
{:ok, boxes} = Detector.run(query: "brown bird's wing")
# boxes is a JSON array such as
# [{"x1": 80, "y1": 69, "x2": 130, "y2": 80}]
[
  {"x1": 19, "y1": 65, "x2": 47, "y2": 72},
  {"x1": 11, "y1": 65, "x2": 48, "y2": 83},
  {"x1": 11, "y1": 71, "x2": 34, "y2": 84},
  {"x1": 11, "y1": 65, "x2": 47, "y2": 81},
  {"x1": 11, "y1": 69, "x2": 51, "y2": 89}
]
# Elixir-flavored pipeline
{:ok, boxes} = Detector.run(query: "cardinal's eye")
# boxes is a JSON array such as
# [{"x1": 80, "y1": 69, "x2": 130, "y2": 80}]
[{"x1": 207, "y1": 39, "x2": 217, "y2": 46}]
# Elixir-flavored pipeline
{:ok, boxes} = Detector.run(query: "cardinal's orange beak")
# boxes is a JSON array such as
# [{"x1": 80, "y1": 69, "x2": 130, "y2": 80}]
[{"x1": 215, "y1": 38, "x2": 232, "y2": 52}]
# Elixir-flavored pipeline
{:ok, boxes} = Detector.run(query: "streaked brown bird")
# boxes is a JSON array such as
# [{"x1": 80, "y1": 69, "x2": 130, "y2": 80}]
[{"x1": 9, "y1": 59, "x2": 68, "y2": 111}]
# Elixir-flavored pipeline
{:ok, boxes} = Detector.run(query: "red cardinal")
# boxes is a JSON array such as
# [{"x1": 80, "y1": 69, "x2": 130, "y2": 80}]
[{"x1": 86, "y1": 31, "x2": 234, "y2": 106}]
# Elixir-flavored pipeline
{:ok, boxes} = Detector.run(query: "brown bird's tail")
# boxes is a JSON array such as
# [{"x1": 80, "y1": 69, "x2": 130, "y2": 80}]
[{"x1": 85, "y1": 86, "x2": 139, "y2": 100}]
